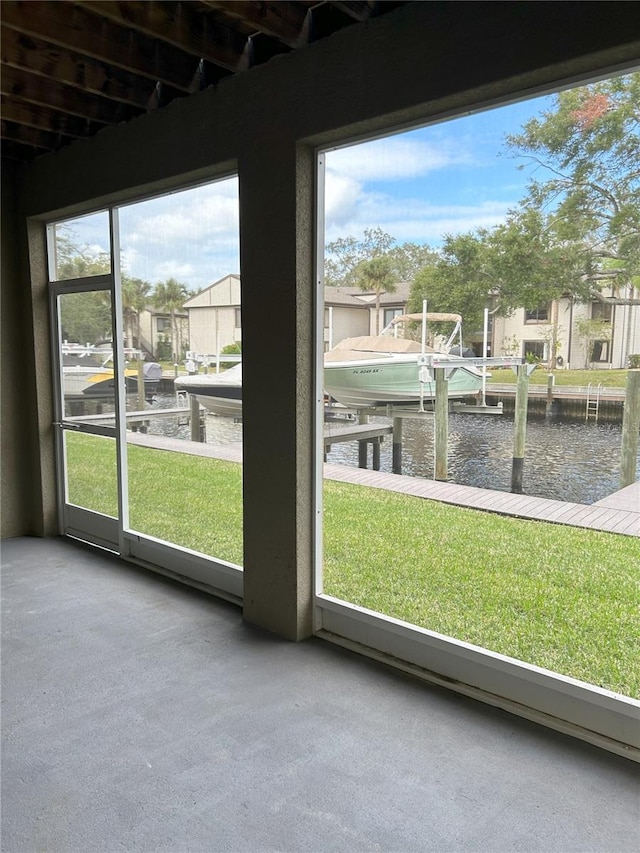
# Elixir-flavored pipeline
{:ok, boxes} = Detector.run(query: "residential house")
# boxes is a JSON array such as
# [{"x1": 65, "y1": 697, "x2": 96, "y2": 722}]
[
  {"x1": 184, "y1": 280, "x2": 411, "y2": 355},
  {"x1": 493, "y1": 293, "x2": 640, "y2": 368},
  {"x1": 137, "y1": 305, "x2": 189, "y2": 361}
]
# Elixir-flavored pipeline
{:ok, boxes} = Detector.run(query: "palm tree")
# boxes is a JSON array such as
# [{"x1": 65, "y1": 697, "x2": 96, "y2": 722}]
[
  {"x1": 355, "y1": 255, "x2": 397, "y2": 334},
  {"x1": 122, "y1": 276, "x2": 151, "y2": 350},
  {"x1": 151, "y1": 277, "x2": 189, "y2": 361}
]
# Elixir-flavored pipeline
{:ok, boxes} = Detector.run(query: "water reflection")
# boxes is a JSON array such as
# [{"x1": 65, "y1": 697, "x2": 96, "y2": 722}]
[
  {"x1": 329, "y1": 413, "x2": 635, "y2": 505},
  {"x1": 143, "y1": 396, "x2": 634, "y2": 505}
]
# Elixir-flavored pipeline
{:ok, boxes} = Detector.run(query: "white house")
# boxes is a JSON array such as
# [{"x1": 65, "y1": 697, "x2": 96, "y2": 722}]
[
  {"x1": 183, "y1": 274, "x2": 242, "y2": 355},
  {"x1": 184, "y1": 278, "x2": 411, "y2": 356},
  {"x1": 492, "y1": 291, "x2": 640, "y2": 368}
]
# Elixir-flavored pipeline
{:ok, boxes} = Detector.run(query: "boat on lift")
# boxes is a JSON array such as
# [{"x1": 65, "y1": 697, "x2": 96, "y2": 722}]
[
  {"x1": 175, "y1": 363, "x2": 243, "y2": 417},
  {"x1": 61, "y1": 344, "x2": 161, "y2": 399},
  {"x1": 177, "y1": 312, "x2": 484, "y2": 417},
  {"x1": 323, "y1": 312, "x2": 484, "y2": 408}
]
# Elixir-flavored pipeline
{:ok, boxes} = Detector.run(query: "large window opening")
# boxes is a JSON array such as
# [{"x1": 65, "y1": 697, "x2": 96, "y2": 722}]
[{"x1": 315, "y1": 73, "x2": 640, "y2": 746}]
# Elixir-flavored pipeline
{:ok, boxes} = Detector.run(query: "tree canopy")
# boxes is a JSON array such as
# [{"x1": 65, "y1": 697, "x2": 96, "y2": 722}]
[
  {"x1": 410, "y1": 73, "x2": 640, "y2": 338},
  {"x1": 324, "y1": 227, "x2": 436, "y2": 288},
  {"x1": 151, "y1": 277, "x2": 190, "y2": 361}
]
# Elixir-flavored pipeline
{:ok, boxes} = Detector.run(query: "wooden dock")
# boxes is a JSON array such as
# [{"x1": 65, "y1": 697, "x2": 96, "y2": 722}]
[{"x1": 126, "y1": 432, "x2": 640, "y2": 537}]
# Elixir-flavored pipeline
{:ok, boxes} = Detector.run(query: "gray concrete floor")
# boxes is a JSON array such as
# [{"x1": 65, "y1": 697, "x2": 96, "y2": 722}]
[{"x1": 2, "y1": 536, "x2": 638, "y2": 853}]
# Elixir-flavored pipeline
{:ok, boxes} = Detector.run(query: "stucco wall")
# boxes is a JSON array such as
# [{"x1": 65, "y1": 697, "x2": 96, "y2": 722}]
[{"x1": 1, "y1": 165, "x2": 30, "y2": 537}]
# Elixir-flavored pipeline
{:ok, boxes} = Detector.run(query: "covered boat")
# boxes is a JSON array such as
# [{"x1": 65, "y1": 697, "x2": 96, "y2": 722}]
[
  {"x1": 175, "y1": 363, "x2": 243, "y2": 417},
  {"x1": 323, "y1": 312, "x2": 484, "y2": 408}
]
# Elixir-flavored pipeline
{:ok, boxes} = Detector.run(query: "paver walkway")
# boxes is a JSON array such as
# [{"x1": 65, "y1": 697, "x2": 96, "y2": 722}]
[{"x1": 128, "y1": 432, "x2": 640, "y2": 537}]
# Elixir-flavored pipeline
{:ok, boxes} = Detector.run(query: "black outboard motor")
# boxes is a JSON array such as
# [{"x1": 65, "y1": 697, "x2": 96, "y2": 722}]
[{"x1": 143, "y1": 362, "x2": 162, "y2": 400}]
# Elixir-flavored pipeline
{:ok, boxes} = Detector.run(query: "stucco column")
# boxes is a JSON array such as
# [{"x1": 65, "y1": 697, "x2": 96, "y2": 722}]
[{"x1": 239, "y1": 142, "x2": 316, "y2": 641}]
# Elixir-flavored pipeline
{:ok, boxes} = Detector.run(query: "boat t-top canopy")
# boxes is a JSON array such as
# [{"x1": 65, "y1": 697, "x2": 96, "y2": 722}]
[{"x1": 388, "y1": 312, "x2": 463, "y2": 326}]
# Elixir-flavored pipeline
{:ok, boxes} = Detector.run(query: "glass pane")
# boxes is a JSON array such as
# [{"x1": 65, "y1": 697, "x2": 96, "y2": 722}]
[
  {"x1": 58, "y1": 290, "x2": 117, "y2": 420},
  {"x1": 64, "y1": 432, "x2": 118, "y2": 517},
  {"x1": 319, "y1": 73, "x2": 639, "y2": 698},
  {"x1": 118, "y1": 177, "x2": 243, "y2": 565},
  {"x1": 50, "y1": 212, "x2": 111, "y2": 281}
]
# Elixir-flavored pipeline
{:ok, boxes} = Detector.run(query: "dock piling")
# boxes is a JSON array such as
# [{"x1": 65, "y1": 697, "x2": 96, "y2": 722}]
[
  {"x1": 434, "y1": 368, "x2": 448, "y2": 481},
  {"x1": 620, "y1": 369, "x2": 640, "y2": 489},
  {"x1": 511, "y1": 364, "x2": 531, "y2": 493}
]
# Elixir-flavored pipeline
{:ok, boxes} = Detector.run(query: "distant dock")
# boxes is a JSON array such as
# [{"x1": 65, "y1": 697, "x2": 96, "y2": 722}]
[{"x1": 125, "y1": 431, "x2": 640, "y2": 537}]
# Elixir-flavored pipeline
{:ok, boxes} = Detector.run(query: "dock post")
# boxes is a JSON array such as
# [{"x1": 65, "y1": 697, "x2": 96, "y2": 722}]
[
  {"x1": 189, "y1": 394, "x2": 203, "y2": 442},
  {"x1": 511, "y1": 364, "x2": 530, "y2": 493},
  {"x1": 392, "y1": 417, "x2": 403, "y2": 474},
  {"x1": 137, "y1": 357, "x2": 146, "y2": 409},
  {"x1": 620, "y1": 369, "x2": 640, "y2": 488},
  {"x1": 434, "y1": 368, "x2": 448, "y2": 481},
  {"x1": 372, "y1": 439, "x2": 381, "y2": 471},
  {"x1": 358, "y1": 410, "x2": 369, "y2": 469},
  {"x1": 545, "y1": 372, "x2": 554, "y2": 421}
]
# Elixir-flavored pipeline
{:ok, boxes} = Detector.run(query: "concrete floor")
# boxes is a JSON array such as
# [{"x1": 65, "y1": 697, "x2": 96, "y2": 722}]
[{"x1": 2, "y1": 537, "x2": 638, "y2": 852}]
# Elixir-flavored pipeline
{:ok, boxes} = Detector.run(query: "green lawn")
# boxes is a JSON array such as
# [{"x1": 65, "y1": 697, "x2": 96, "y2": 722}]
[
  {"x1": 65, "y1": 433, "x2": 639, "y2": 697},
  {"x1": 488, "y1": 367, "x2": 629, "y2": 388}
]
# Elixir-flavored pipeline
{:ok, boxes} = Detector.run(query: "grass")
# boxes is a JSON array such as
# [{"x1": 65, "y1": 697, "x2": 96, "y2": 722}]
[
  {"x1": 488, "y1": 367, "x2": 629, "y2": 388},
  {"x1": 65, "y1": 432, "x2": 640, "y2": 697}
]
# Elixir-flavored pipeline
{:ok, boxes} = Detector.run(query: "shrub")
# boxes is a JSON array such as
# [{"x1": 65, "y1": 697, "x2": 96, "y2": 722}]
[{"x1": 627, "y1": 353, "x2": 640, "y2": 369}]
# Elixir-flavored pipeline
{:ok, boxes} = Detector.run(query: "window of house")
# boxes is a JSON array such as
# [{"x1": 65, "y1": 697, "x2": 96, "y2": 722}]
[
  {"x1": 234, "y1": 307, "x2": 242, "y2": 328},
  {"x1": 156, "y1": 317, "x2": 171, "y2": 332},
  {"x1": 524, "y1": 306, "x2": 549, "y2": 323},
  {"x1": 591, "y1": 302, "x2": 612, "y2": 322},
  {"x1": 523, "y1": 340, "x2": 545, "y2": 361},
  {"x1": 383, "y1": 307, "x2": 403, "y2": 327},
  {"x1": 591, "y1": 340, "x2": 611, "y2": 361}
]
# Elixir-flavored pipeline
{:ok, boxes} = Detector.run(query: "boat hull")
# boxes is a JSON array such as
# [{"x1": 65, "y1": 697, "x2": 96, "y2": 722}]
[
  {"x1": 323, "y1": 355, "x2": 483, "y2": 408},
  {"x1": 175, "y1": 365, "x2": 243, "y2": 418}
]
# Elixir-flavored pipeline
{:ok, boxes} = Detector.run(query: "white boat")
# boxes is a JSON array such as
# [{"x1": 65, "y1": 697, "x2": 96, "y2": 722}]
[
  {"x1": 323, "y1": 313, "x2": 485, "y2": 408},
  {"x1": 176, "y1": 313, "x2": 484, "y2": 417},
  {"x1": 62, "y1": 345, "x2": 161, "y2": 399},
  {"x1": 175, "y1": 363, "x2": 243, "y2": 417}
]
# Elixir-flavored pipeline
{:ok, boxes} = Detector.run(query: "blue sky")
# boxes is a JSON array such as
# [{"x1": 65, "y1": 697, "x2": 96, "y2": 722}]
[
  {"x1": 60, "y1": 92, "x2": 555, "y2": 293},
  {"x1": 323, "y1": 94, "x2": 554, "y2": 247}
]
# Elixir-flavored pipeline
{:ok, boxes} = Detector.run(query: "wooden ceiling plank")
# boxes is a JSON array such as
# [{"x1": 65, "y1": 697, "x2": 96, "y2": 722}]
[
  {"x1": 328, "y1": 1, "x2": 376, "y2": 22},
  {"x1": 0, "y1": 96, "x2": 100, "y2": 138},
  {"x1": 1, "y1": 27, "x2": 162, "y2": 109},
  {"x1": 1, "y1": 119, "x2": 73, "y2": 151},
  {"x1": 200, "y1": 1, "x2": 309, "y2": 48},
  {"x1": 75, "y1": 0, "x2": 248, "y2": 72},
  {"x1": 0, "y1": 66, "x2": 140, "y2": 125},
  {"x1": 1, "y1": 1, "x2": 197, "y2": 91}
]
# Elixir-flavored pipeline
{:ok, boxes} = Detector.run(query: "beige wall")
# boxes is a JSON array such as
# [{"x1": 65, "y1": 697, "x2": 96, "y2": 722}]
[
  {"x1": 4, "y1": 2, "x2": 640, "y2": 641},
  {"x1": 188, "y1": 306, "x2": 240, "y2": 355}
]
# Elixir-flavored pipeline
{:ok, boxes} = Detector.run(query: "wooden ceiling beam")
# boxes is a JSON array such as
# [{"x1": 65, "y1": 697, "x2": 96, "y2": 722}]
[
  {"x1": 1, "y1": 27, "x2": 168, "y2": 110},
  {"x1": 0, "y1": 96, "x2": 103, "y2": 138},
  {"x1": 0, "y1": 66, "x2": 140, "y2": 124},
  {"x1": 75, "y1": 0, "x2": 249, "y2": 72},
  {"x1": 1, "y1": 1, "x2": 199, "y2": 91},
  {"x1": 200, "y1": 1, "x2": 309, "y2": 48},
  {"x1": 328, "y1": 2, "x2": 376, "y2": 22},
  {"x1": 1, "y1": 119, "x2": 74, "y2": 152}
]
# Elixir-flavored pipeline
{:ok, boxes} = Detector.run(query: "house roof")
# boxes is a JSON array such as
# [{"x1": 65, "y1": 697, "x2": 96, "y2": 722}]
[
  {"x1": 183, "y1": 278, "x2": 411, "y2": 309},
  {"x1": 1, "y1": 0, "x2": 409, "y2": 164},
  {"x1": 325, "y1": 281, "x2": 411, "y2": 307},
  {"x1": 184, "y1": 273, "x2": 241, "y2": 308}
]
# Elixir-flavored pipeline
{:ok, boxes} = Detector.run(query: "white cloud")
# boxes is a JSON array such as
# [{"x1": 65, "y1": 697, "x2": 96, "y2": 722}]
[
  {"x1": 324, "y1": 191, "x2": 512, "y2": 247},
  {"x1": 326, "y1": 135, "x2": 474, "y2": 182}
]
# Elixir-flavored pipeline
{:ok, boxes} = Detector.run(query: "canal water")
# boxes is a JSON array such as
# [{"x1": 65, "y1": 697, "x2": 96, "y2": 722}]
[{"x1": 145, "y1": 395, "x2": 638, "y2": 505}]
